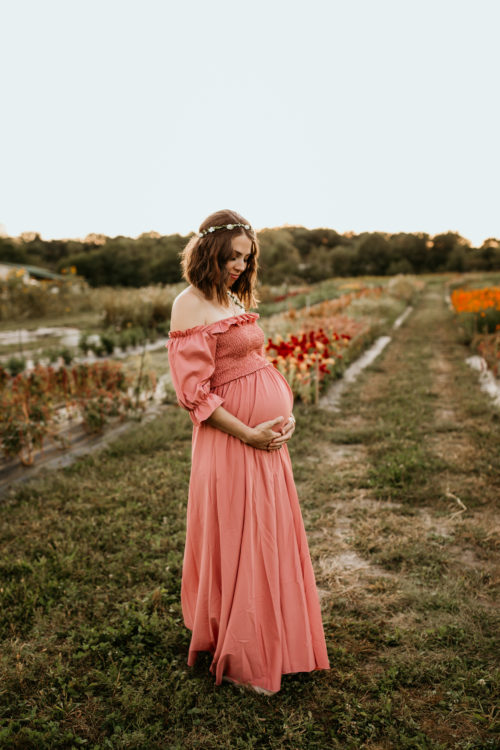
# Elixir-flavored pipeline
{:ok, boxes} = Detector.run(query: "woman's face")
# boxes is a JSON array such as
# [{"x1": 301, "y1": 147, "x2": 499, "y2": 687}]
[{"x1": 225, "y1": 233, "x2": 253, "y2": 287}]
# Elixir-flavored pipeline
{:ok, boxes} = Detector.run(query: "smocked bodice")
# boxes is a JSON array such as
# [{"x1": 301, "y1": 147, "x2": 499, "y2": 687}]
[
  {"x1": 210, "y1": 315, "x2": 269, "y2": 387},
  {"x1": 166, "y1": 314, "x2": 272, "y2": 425}
]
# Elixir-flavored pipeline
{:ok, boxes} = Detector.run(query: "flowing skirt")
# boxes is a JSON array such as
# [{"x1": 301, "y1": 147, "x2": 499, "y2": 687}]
[{"x1": 181, "y1": 364, "x2": 330, "y2": 693}]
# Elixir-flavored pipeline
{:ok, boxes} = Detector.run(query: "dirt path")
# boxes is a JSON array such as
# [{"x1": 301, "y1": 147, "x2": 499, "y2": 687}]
[{"x1": 293, "y1": 278, "x2": 499, "y2": 747}]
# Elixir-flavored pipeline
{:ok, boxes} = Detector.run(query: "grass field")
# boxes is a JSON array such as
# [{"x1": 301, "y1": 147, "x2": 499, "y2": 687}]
[{"x1": 0, "y1": 278, "x2": 498, "y2": 749}]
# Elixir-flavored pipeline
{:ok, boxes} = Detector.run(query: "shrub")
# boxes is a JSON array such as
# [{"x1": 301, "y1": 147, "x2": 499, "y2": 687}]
[
  {"x1": 78, "y1": 332, "x2": 90, "y2": 355},
  {"x1": 5, "y1": 356, "x2": 26, "y2": 376},
  {"x1": 59, "y1": 347, "x2": 74, "y2": 365},
  {"x1": 100, "y1": 330, "x2": 117, "y2": 356}
]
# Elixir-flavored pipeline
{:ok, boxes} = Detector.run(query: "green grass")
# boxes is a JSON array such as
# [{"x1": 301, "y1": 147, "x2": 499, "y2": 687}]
[{"x1": 0, "y1": 278, "x2": 499, "y2": 748}]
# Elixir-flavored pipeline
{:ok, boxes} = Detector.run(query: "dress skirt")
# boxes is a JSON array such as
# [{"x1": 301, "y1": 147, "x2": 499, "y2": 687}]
[{"x1": 181, "y1": 363, "x2": 330, "y2": 693}]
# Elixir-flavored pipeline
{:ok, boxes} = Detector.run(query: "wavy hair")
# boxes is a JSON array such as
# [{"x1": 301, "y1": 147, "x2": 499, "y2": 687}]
[{"x1": 180, "y1": 209, "x2": 260, "y2": 309}]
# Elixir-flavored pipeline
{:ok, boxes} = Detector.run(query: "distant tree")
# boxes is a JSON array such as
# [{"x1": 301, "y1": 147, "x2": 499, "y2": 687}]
[
  {"x1": 46, "y1": 240, "x2": 70, "y2": 263},
  {"x1": 355, "y1": 233, "x2": 392, "y2": 275},
  {"x1": 288, "y1": 227, "x2": 317, "y2": 260},
  {"x1": 0, "y1": 237, "x2": 27, "y2": 264},
  {"x1": 480, "y1": 238, "x2": 500, "y2": 251},
  {"x1": 257, "y1": 229, "x2": 302, "y2": 284},
  {"x1": 64, "y1": 250, "x2": 108, "y2": 286},
  {"x1": 428, "y1": 232, "x2": 468, "y2": 271},
  {"x1": 1, "y1": 225, "x2": 498, "y2": 285},
  {"x1": 387, "y1": 257, "x2": 415, "y2": 275},
  {"x1": 445, "y1": 246, "x2": 466, "y2": 272},
  {"x1": 301, "y1": 246, "x2": 334, "y2": 283},
  {"x1": 151, "y1": 234, "x2": 186, "y2": 284},
  {"x1": 466, "y1": 237, "x2": 500, "y2": 271},
  {"x1": 330, "y1": 244, "x2": 356, "y2": 277},
  {"x1": 84, "y1": 233, "x2": 107, "y2": 245},
  {"x1": 388, "y1": 233, "x2": 430, "y2": 273}
]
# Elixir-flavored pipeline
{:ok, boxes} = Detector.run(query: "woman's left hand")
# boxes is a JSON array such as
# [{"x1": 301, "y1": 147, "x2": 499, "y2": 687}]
[{"x1": 267, "y1": 415, "x2": 296, "y2": 450}]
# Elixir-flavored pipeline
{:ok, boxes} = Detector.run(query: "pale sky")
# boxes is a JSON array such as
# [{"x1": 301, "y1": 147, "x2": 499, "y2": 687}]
[{"x1": 1, "y1": 0, "x2": 499, "y2": 246}]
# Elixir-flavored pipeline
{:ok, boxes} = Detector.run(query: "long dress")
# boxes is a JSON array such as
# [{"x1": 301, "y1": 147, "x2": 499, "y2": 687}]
[{"x1": 166, "y1": 311, "x2": 329, "y2": 693}]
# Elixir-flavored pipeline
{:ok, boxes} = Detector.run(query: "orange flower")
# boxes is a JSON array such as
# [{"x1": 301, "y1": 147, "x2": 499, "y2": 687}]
[{"x1": 451, "y1": 287, "x2": 500, "y2": 314}]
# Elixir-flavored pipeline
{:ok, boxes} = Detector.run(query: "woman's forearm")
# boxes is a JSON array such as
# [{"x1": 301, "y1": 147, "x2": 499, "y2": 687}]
[{"x1": 204, "y1": 406, "x2": 253, "y2": 443}]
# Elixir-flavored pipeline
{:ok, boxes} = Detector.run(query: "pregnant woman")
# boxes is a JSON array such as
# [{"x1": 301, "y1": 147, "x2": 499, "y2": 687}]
[{"x1": 166, "y1": 209, "x2": 330, "y2": 695}]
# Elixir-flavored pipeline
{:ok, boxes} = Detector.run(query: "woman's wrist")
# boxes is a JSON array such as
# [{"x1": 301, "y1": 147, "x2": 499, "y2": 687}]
[
  {"x1": 240, "y1": 425, "x2": 255, "y2": 445},
  {"x1": 205, "y1": 406, "x2": 253, "y2": 445}
]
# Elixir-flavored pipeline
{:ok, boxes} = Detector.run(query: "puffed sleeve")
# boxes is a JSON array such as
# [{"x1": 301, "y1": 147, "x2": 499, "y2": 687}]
[{"x1": 166, "y1": 329, "x2": 224, "y2": 427}]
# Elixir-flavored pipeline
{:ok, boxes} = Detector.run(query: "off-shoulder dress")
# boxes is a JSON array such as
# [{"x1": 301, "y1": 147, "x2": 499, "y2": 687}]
[{"x1": 166, "y1": 311, "x2": 329, "y2": 693}]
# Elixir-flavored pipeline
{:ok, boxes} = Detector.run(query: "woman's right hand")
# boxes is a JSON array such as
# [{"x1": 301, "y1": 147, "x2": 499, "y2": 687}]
[{"x1": 245, "y1": 417, "x2": 284, "y2": 451}]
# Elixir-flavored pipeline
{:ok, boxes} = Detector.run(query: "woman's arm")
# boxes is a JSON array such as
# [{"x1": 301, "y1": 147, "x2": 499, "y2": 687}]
[{"x1": 205, "y1": 406, "x2": 288, "y2": 451}]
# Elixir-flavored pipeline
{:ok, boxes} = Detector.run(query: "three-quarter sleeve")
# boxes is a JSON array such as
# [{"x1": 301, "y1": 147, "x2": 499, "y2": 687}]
[{"x1": 166, "y1": 329, "x2": 224, "y2": 427}]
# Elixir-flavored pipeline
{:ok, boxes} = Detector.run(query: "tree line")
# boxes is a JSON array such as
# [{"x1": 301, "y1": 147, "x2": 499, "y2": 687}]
[{"x1": 1, "y1": 228, "x2": 499, "y2": 287}]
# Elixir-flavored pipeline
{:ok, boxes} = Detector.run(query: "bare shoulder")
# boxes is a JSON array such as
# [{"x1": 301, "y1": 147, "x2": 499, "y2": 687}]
[{"x1": 170, "y1": 287, "x2": 207, "y2": 332}]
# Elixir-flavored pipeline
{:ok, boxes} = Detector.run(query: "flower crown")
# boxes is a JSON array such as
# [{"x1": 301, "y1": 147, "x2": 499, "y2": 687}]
[{"x1": 197, "y1": 222, "x2": 252, "y2": 238}]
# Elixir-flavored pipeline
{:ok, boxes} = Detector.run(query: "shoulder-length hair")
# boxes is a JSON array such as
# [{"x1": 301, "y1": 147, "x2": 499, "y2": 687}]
[{"x1": 180, "y1": 209, "x2": 260, "y2": 309}]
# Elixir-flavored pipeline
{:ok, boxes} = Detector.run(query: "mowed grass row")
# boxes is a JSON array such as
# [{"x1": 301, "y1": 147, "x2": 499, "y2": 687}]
[
  {"x1": 0, "y1": 279, "x2": 499, "y2": 749},
  {"x1": 301, "y1": 281, "x2": 499, "y2": 749}
]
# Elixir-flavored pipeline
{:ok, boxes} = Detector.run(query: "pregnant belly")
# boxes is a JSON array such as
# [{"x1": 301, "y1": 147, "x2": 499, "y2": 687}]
[{"x1": 212, "y1": 364, "x2": 294, "y2": 433}]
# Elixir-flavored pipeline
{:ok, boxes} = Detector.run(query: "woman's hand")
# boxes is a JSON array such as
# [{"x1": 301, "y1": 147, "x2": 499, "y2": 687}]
[
  {"x1": 267, "y1": 415, "x2": 296, "y2": 450},
  {"x1": 245, "y1": 415, "x2": 296, "y2": 451},
  {"x1": 245, "y1": 417, "x2": 285, "y2": 451}
]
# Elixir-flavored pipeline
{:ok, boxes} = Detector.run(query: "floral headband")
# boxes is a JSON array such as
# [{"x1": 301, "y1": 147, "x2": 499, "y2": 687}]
[{"x1": 197, "y1": 222, "x2": 252, "y2": 238}]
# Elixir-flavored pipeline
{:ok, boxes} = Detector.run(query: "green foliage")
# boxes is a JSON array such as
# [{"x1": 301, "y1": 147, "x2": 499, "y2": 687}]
[
  {"x1": 5, "y1": 355, "x2": 26, "y2": 376},
  {"x1": 38, "y1": 347, "x2": 76, "y2": 366},
  {"x1": 40, "y1": 347, "x2": 60, "y2": 364},
  {"x1": 2, "y1": 229, "x2": 500, "y2": 292},
  {"x1": 99, "y1": 329, "x2": 117, "y2": 356},
  {"x1": 78, "y1": 332, "x2": 90, "y2": 355},
  {"x1": 59, "y1": 347, "x2": 74, "y2": 365}
]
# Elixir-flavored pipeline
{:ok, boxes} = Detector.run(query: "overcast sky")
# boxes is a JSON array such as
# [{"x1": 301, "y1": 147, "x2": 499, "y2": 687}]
[{"x1": 1, "y1": 0, "x2": 498, "y2": 246}]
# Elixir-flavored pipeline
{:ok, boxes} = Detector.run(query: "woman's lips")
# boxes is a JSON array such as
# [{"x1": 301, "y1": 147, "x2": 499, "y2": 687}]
[{"x1": 230, "y1": 274, "x2": 240, "y2": 279}]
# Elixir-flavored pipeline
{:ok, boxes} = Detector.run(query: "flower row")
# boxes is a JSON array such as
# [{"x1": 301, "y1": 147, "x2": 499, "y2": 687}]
[
  {"x1": 264, "y1": 280, "x2": 418, "y2": 402},
  {"x1": 0, "y1": 362, "x2": 157, "y2": 466},
  {"x1": 451, "y1": 287, "x2": 500, "y2": 314},
  {"x1": 266, "y1": 314, "x2": 371, "y2": 404},
  {"x1": 450, "y1": 286, "x2": 500, "y2": 375},
  {"x1": 266, "y1": 329, "x2": 351, "y2": 404}
]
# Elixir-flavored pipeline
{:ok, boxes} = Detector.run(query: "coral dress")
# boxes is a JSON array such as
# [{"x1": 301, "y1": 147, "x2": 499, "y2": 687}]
[{"x1": 166, "y1": 312, "x2": 329, "y2": 693}]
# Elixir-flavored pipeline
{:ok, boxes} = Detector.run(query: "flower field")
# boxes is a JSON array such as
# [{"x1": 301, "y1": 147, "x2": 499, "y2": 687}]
[
  {"x1": 264, "y1": 283, "x2": 410, "y2": 403},
  {"x1": 266, "y1": 328, "x2": 353, "y2": 404},
  {"x1": 0, "y1": 361, "x2": 157, "y2": 465},
  {"x1": 0, "y1": 275, "x2": 421, "y2": 466},
  {"x1": 451, "y1": 286, "x2": 500, "y2": 375}
]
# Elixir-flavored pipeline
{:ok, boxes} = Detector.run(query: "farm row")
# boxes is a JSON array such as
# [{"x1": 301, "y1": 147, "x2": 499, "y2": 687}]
[
  {"x1": 449, "y1": 285, "x2": 500, "y2": 375},
  {"x1": 0, "y1": 275, "x2": 419, "y2": 466},
  {"x1": 2, "y1": 274, "x2": 499, "y2": 467}
]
